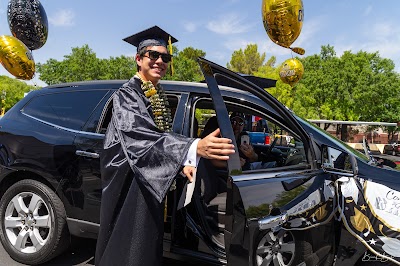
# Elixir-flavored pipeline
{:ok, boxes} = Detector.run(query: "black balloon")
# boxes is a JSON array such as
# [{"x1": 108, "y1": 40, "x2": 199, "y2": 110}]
[{"x1": 7, "y1": 0, "x2": 48, "y2": 50}]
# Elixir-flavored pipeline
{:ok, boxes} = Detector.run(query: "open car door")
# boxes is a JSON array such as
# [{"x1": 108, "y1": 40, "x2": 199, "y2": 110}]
[{"x1": 198, "y1": 58, "x2": 339, "y2": 266}]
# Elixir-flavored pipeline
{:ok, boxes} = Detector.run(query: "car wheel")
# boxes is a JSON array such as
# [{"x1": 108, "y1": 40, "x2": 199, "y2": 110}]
[
  {"x1": 254, "y1": 229, "x2": 336, "y2": 266},
  {"x1": 0, "y1": 179, "x2": 70, "y2": 265},
  {"x1": 393, "y1": 150, "x2": 396, "y2": 156},
  {"x1": 254, "y1": 230, "x2": 298, "y2": 266}
]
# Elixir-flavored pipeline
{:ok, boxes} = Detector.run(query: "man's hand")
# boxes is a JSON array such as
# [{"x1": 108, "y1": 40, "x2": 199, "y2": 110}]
[
  {"x1": 239, "y1": 143, "x2": 258, "y2": 162},
  {"x1": 182, "y1": 165, "x2": 196, "y2": 182},
  {"x1": 197, "y1": 128, "x2": 235, "y2": 160}
]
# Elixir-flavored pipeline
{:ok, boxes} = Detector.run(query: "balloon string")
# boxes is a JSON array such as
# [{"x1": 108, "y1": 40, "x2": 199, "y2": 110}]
[{"x1": 31, "y1": 49, "x2": 38, "y2": 87}]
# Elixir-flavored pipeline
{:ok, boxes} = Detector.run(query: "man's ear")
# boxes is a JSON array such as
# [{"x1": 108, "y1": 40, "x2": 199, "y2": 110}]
[{"x1": 135, "y1": 54, "x2": 142, "y2": 66}]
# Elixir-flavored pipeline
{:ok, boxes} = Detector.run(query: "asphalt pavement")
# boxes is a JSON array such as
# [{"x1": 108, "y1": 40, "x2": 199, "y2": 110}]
[{"x1": 0, "y1": 237, "x2": 197, "y2": 266}]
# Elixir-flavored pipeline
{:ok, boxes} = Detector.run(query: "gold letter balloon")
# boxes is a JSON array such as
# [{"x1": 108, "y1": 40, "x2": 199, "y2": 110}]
[
  {"x1": 279, "y1": 58, "x2": 304, "y2": 86},
  {"x1": 0, "y1": 35, "x2": 35, "y2": 80},
  {"x1": 262, "y1": 0, "x2": 305, "y2": 55}
]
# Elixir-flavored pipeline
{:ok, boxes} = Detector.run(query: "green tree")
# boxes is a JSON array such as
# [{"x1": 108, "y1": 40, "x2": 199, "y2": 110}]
[
  {"x1": 165, "y1": 46, "x2": 205, "y2": 82},
  {"x1": 99, "y1": 56, "x2": 136, "y2": 80},
  {"x1": 37, "y1": 45, "x2": 136, "y2": 85},
  {"x1": 227, "y1": 44, "x2": 266, "y2": 74},
  {"x1": 0, "y1": 76, "x2": 38, "y2": 112},
  {"x1": 292, "y1": 46, "x2": 400, "y2": 141}
]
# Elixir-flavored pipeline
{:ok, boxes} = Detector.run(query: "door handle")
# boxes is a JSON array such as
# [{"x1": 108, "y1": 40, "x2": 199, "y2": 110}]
[{"x1": 76, "y1": 150, "x2": 100, "y2": 159}]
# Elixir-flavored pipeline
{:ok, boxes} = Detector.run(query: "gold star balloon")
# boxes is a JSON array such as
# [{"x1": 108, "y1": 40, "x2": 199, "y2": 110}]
[
  {"x1": 262, "y1": 0, "x2": 305, "y2": 55},
  {"x1": 279, "y1": 58, "x2": 304, "y2": 86},
  {"x1": 0, "y1": 35, "x2": 35, "y2": 80}
]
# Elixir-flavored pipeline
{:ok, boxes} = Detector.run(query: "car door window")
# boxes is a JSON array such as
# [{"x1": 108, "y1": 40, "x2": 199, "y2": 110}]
[
  {"x1": 22, "y1": 90, "x2": 108, "y2": 131},
  {"x1": 194, "y1": 99, "x2": 307, "y2": 171}
]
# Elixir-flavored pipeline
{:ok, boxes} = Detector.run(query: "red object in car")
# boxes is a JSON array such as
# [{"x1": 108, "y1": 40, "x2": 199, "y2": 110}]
[{"x1": 265, "y1": 135, "x2": 271, "y2": 144}]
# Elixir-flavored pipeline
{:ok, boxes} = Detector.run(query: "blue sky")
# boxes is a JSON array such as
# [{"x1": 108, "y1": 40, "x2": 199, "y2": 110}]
[{"x1": 0, "y1": 0, "x2": 399, "y2": 87}]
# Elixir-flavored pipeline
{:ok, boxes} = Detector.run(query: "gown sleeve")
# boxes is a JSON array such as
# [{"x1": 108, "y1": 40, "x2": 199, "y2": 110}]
[{"x1": 103, "y1": 78, "x2": 194, "y2": 203}]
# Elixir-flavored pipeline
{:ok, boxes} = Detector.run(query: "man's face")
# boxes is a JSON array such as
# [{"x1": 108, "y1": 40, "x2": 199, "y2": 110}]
[
  {"x1": 231, "y1": 117, "x2": 244, "y2": 137},
  {"x1": 136, "y1": 45, "x2": 169, "y2": 85}
]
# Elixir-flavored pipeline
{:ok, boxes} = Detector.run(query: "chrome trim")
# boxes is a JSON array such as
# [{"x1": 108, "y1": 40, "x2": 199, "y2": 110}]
[
  {"x1": 66, "y1": 217, "x2": 100, "y2": 227},
  {"x1": 76, "y1": 150, "x2": 100, "y2": 159},
  {"x1": 258, "y1": 213, "x2": 287, "y2": 231},
  {"x1": 21, "y1": 112, "x2": 104, "y2": 137},
  {"x1": 232, "y1": 167, "x2": 309, "y2": 182}
]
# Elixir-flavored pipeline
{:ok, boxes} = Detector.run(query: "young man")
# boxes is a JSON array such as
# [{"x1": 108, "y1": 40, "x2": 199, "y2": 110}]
[{"x1": 95, "y1": 26, "x2": 235, "y2": 266}]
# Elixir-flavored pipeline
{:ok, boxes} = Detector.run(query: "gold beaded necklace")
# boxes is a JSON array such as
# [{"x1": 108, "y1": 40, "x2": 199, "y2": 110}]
[{"x1": 135, "y1": 73, "x2": 173, "y2": 132}]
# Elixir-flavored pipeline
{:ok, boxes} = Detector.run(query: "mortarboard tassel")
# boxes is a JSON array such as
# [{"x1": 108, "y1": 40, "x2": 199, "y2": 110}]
[{"x1": 168, "y1": 36, "x2": 174, "y2": 76}]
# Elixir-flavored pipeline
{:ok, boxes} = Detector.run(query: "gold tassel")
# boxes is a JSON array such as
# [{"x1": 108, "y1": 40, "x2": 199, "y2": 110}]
[{"x1": 168, "y1": 36, "x2": 174, "y2": 76}]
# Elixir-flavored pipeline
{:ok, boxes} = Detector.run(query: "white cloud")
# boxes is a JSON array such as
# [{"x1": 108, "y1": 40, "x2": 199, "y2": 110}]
[
  {"x1": 207, "y1": 13, "x2": 253, "y2": 35},
  {"x1": 369, "y1": 22, "x2": 393, "y2": 39},
  {"x1": 332, "y1": 21, "x2": 400, "y2": 71},
  {"x1": 183, "y1": 22, "x2": 197, "y2": 33},
  {"x1": 49, "y1": 9, "x2": 75, "y2": 27}
]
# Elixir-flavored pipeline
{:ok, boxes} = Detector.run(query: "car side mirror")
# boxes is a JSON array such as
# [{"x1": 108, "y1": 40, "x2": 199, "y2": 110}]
[{"x1": 321, "y1": 145, "x2": 358, "y2": 176}]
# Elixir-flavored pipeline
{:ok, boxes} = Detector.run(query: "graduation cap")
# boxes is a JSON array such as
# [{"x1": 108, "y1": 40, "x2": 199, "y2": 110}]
[{"x1": 123, "y1": 25, "x2": 178, "y2": 53}]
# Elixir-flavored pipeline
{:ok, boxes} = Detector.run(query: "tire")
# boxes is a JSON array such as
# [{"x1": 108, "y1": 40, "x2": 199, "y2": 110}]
[
  {"x1": 0, "y1": 179, "x2": 70, "y2": 265},
  {"x1": 393, "y1": 150, "x2": 396, "y2": 156}
]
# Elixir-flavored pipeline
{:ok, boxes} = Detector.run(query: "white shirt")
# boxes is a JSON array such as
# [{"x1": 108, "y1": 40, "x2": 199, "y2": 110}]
[{"x1": 182, "y1": 138, "x2": 200, "y2": 167}]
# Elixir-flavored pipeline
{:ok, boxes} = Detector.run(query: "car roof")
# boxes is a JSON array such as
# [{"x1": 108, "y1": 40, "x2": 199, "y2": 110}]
[{"x1": 34, "y1": 79, "x2": 250, "y2": 96}]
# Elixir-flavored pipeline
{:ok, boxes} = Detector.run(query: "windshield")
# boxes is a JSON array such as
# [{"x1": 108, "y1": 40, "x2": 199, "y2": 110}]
[{"x1": 295, "y1": 115, "x2": 370, "y2": 163}]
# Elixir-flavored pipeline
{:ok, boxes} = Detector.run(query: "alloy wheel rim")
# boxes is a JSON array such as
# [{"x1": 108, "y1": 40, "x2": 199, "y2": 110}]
[
  {"x1": 256, "y1": 230, "x2": 295, "y2": 266},
  {"x1": 4, "y1": 192, "x2": 52, "y2": 253}
]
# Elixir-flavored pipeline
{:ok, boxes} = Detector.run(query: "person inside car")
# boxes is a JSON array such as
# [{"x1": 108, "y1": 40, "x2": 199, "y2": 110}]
[
  {"x1": 201, "y1": 113, "x2": 276, "y2": 170},
  {"x1": 95, "y1": 26, "x2": 235, "y2": 266}
]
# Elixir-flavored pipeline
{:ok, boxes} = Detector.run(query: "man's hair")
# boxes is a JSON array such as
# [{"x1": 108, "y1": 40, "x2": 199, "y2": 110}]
[{"x1": 136, "y1": 47, "x2": 148, "y2": 72}]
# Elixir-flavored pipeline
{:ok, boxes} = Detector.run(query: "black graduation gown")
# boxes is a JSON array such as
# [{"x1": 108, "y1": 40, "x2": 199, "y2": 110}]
[{"x1": 95, "y1": 77, "x2": 194, "y2": 266}]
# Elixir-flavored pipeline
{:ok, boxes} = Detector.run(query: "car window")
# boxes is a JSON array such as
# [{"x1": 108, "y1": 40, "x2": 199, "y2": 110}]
[
  {"x1": 194, "y1": 98, "x2": 307, "y2": 171},
  {"x1": 22, "y1": 90, "x2": 108, "y2": 131}
]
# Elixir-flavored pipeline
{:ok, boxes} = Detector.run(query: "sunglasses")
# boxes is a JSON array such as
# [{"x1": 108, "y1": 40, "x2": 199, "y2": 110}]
[
  {"x1": 231, "y1": 120, "x2": 244, "y2": 126},
  {"x1": 143, "y1": 50, "x2": 172, "y2": 63}
]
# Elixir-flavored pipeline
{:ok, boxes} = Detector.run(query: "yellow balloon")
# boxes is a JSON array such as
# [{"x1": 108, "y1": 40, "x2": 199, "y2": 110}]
[
  {"x1": 0, "y1": 35, "x2": 35, "y2": 80},
  {"x1": 262, "y1": 0, "x2": 304, "y2": 48},
  {"x1": 279, "y1": 58, "x2": 304, "y2": 86}
]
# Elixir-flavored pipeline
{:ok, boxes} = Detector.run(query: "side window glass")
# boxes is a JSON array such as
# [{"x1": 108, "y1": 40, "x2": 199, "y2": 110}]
[
  {"x1": 195, "y1": 108, "x2": 216, "y2": 138},
  {"x1": 97, "y1": 94, "x2": 179, "y2": 134},
  {"x1": 194, "y1": 99, "x2": 307, "y2": 171},
  {"x1": 22, "y1": 90, "x2": 108, "y2": 131}
]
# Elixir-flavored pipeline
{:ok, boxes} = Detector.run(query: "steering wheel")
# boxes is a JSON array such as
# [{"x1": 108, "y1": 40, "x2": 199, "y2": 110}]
[
  {"x1": 266, "y1": 136, "x2": 278, "y2": 154},
  {"x1": 261, "y1": 137, "x2": 285, "y2": 166}
]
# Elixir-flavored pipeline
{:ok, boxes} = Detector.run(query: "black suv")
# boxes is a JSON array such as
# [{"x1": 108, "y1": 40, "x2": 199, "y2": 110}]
[{"x1": 0, "y1": 58, "x2": 400, "y2": 265}]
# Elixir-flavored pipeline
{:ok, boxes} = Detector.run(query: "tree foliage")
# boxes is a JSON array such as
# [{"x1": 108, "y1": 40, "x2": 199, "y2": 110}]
[
  {"x1": 0, "y1": 76, "x2": 38, "y2": 112},
  {"x1": 227, "y1": 44, "x2": 265, "y2": 74},
  {"x1": 37, "y1": 44, "x2": 206, "y2": 85},
  {"x1": 165, "y1": 47, "x2": 206, "y2": 82},
  {"x1": 37, "y1": 45, "x2": 136, "y2": 85},
  {"x1": 292, "y1": 46, "x2": 400, "y2": 140}
]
